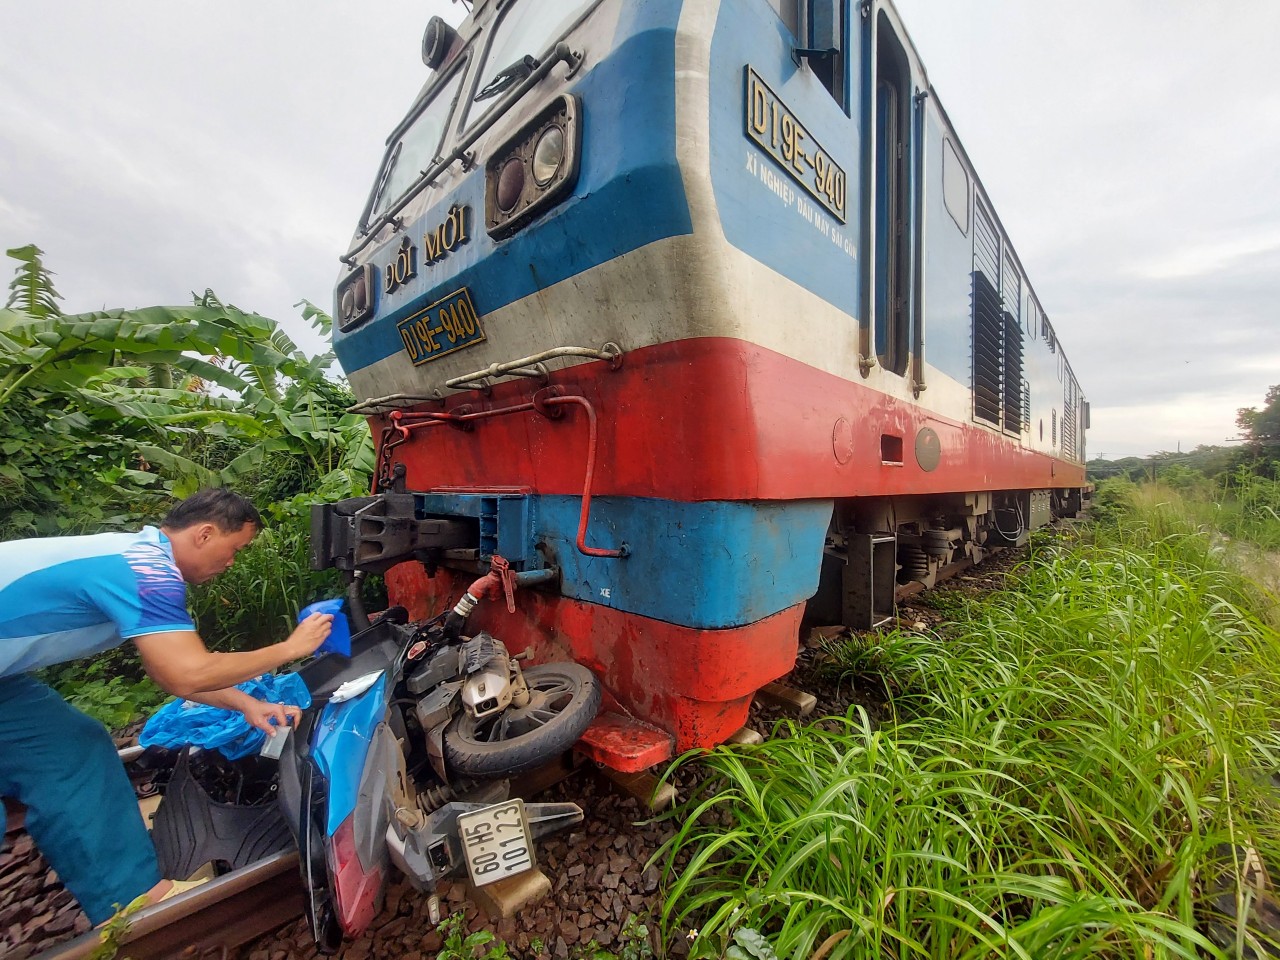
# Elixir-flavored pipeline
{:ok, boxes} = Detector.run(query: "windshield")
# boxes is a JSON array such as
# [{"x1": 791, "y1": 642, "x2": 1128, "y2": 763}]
[
  {"x1": 370, "y1": 66, "x2": 466, "y2": 220},
  {"x1": 467, "y1": 0, "x2": 596, "y2": 127}
]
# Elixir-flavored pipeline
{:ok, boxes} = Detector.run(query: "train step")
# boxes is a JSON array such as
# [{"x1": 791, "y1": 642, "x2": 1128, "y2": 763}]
[
  {"x1": 755, "y1": 682, "x2": 817, "y2": 718},
  {"x1": 574, "y1": 711, "x2": 674, "y2": 773}
]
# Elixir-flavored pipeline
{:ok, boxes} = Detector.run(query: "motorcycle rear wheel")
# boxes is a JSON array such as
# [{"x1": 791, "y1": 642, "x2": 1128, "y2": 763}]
[{"x1": 443, "y1": 662, "x2": 601, "y2": 777}]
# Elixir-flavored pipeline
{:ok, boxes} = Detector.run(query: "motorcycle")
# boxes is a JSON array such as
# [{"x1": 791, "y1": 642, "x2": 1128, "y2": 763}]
[{"x1": 149, "y1": 556, "x2": 601, "y2": 952}]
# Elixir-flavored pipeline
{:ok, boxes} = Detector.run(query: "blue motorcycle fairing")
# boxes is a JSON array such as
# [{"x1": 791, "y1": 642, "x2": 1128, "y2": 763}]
[{"x1": 312, "y1": 672, "x2": 389, "y2": 836}]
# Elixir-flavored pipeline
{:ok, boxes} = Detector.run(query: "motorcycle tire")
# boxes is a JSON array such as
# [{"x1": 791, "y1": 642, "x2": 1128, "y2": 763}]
[{"x1": 443, "y1": 662, "x2": 602, "y2": 778}]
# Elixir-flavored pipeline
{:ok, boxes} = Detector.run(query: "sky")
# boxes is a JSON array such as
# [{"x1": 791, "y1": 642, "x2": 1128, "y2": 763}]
[
  {"x1": 893, "y1": 1, "x2": 1280, "y2": 459},
  {"x1": 2, "y1": 1, "x2": 1277, "y2": 460}
]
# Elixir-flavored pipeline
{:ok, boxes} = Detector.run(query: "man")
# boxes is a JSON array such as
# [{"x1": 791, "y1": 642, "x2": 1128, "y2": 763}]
[{"x1": 0, "y1": 489, "x2": 333, "y2": 924}]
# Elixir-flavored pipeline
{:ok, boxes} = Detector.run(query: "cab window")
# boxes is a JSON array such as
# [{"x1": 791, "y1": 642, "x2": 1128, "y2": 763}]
[
  {"x1": 466, "y1": 0, "x2": 597, "y2": 129},
  {"x1": 370, "y1": 65, "x2": 467, "y2": 221}
]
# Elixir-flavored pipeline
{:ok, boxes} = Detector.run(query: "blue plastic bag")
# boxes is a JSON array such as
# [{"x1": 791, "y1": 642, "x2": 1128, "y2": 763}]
[
  {"x1": 139, "y1": 672, "x2": 312, "y2": 760},
  {"x1": 299, "y1": 597, "x2": 351, "y2": 657}
]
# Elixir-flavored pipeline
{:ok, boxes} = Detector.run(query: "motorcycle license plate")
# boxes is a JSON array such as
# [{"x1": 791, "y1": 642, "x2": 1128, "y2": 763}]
[{"x1": 457, "y1": 799, "x2": 535, "y2": 887}]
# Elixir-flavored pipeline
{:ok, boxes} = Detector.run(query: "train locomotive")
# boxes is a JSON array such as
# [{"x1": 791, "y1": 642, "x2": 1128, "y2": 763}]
[{"x1": 314, "y1": 0, "x2": 1090, "y2": 773}]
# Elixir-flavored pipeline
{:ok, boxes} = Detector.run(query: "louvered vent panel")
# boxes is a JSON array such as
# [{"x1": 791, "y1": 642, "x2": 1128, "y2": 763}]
[
  {"x1": 972, "y1": 270, "x2": 1003, "y2": 425},
  {"x1": 1002, "y1": 312, "x2": 1024, "y2": 433},
  {"x1": 1062, "y1": 377, "x2": 1079, "y2": 460},
  {"x1": 1002, "y1": 252, "x2": 1021, "y2": 326},
  {"x1": 973, "y1": 203, "x2": 999, "y2": 280}
]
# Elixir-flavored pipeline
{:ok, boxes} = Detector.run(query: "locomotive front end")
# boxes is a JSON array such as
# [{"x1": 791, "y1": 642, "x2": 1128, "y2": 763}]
[{"x1": 322, "y1": 0, "x2": 822, "y2": 767}]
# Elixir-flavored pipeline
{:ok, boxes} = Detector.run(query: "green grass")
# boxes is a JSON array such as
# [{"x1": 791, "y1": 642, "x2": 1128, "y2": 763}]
[
  {"x1": 1214, "y1": 471, "x2": 1280, "y2": 550},
  {"x1": 655, "y1": 501, "x2": 1280, "y2": 958},
  {"x1": 1108, "y1": 471, "x2": 1280, "y2": 552}
]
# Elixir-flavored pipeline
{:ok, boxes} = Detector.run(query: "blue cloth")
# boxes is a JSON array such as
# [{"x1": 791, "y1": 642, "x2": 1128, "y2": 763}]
[
  {"x1": 140, "y1": 672, "x2": 312, "y2": 759},
  {"x1": 300, "y1": 598, "x2": 351, "y2": 656},
  {"x1": 0, "y1": 673, "x2": 160, "y2": 924},
  {"x1": 0, "y1": 526, "x2": 195, "y2": 679}
]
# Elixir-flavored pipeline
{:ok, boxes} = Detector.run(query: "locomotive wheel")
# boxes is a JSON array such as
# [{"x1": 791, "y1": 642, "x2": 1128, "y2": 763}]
[{"x1": 443, "y1": 662, "x2": 601, "y2": 777}]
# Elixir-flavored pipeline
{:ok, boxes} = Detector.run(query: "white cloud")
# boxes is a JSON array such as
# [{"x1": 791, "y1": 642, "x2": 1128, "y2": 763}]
[
  {"x1": 1128, "y1": 229, "x2": 1280, "y2": 282},
  {"x1": 896, "y1": 0, "x2": 1280, "y2": 456},
  {"x1": 0, "y1": 1, "x2": 463, "y2": 343},
  {"x1": 1089, "y1": 393, "x2": 1251, "y2": 460}
]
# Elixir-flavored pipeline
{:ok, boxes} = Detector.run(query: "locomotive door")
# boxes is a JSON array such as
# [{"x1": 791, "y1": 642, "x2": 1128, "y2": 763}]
[{"x1": 869, "y1": 4, "x2": 919, "y2": 383}]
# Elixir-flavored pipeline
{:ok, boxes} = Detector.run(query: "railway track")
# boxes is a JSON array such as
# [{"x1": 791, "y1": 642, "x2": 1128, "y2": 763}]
[
  {"x1": 3, "y1": 745, "x2": 308, "y2": 960},
  {"x1": 36, "y1": 853, "x2": 303, "y2": 960}
]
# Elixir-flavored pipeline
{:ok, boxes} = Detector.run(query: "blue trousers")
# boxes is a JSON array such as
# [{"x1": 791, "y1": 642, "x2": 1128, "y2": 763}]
[{"x1": 0, "y1": 674, "x2": 160, "y2": 924}]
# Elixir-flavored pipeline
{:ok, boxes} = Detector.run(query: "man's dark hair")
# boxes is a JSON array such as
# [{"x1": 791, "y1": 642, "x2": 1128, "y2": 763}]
[{"x1": 162, "y1": 489, "x2": 261, "y2": 533}]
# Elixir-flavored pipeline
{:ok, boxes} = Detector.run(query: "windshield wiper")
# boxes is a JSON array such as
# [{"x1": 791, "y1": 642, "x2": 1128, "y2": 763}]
[
  {"x1": 370, "y1": 141, "x2": 403, "y2": 215},
  {"x1": 474, "y1": 54, "x2": 540, "y2": 102},
  {"x1": 344, "y1": 43, "x2": 581, "y2": 264}
]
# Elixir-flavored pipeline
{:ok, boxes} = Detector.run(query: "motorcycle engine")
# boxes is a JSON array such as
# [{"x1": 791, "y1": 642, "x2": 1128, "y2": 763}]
[{"x1": 460, "y1": 632, "x2": 515, "y2": 720}]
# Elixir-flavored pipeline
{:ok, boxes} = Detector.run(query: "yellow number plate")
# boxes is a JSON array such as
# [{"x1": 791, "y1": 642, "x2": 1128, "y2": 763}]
[
  {"x1": 744, "y1": 66, "x2": 847, "y2": 223},
  {"x1": 397, "y1": 287, "x2": 486, "y2": 366}
]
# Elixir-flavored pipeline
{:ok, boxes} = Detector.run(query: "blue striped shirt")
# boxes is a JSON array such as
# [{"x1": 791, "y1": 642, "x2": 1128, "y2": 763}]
[{"x1": 0, "y1": 526, "x2": 195, "y2": 679}]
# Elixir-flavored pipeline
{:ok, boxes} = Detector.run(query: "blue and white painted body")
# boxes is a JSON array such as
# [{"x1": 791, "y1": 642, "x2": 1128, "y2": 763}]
[{"x1": 327, "y1": 0, "x2": 1090, "y2": 749}]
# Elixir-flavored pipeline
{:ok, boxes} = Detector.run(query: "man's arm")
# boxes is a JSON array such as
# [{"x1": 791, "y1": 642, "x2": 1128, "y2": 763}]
[{"x1": 132, "y1": 612, "x2": 332, "y2": 698}]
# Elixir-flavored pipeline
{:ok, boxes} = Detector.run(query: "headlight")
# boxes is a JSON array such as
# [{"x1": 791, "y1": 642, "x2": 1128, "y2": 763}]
[
  {"x1": 531, "y1": 126, "x2": 565, "y2": 185},
  {"x1": 335, "y1": 263, "x2": 377, "y2": 331},
  {"x1": 496, "y1": 158, "x2": 526, "y2": 213},
  {"x1": 484, "y1": 95, "x2": 581, "y2": 239}
]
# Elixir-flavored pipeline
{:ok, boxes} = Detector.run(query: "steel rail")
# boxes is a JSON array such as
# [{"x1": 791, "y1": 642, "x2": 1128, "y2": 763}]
[
  {"x1": 33, "y1": 851, "x2": 302, "y2": 960},
  {"x1": 15, "y1": 745, "x2": 303, "y2": 960}
]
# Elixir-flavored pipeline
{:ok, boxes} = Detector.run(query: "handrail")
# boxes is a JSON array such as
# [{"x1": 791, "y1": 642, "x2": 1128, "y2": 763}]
[
  {"x1": 349, "y1": 342, "x2": 622, "y2": 415},
  {"x1": 539, "y1": 394, "x2": 627, "y2": 558},
  {"x1": 446, "y1": 342, "x2": 622, "y2": 391},
  {"x1": 350, "y1": 392, "x2": 446, "y2": 415},
  {"x1": 340, "y1": 43, "x2": 582, "y2": 266}
]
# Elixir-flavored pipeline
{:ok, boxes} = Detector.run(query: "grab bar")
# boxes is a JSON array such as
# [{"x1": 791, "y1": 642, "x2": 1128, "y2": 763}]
[{"x1": 446, "y1": 342, "x2": 622, "y2": 391}]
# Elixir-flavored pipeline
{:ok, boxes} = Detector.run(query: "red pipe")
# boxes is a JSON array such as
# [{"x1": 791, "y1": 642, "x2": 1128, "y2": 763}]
[{"x1": 541, "y1": 395, "x2": 626, "y2": 558}]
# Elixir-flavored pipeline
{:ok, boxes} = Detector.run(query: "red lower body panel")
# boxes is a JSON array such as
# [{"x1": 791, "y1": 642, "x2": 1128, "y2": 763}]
[
  {"x1": 378, "y1": 337, "x2": 1088, "y2": 762},
  {"x1": 375, "y1": 337, "x2": 1087, "y2": 503},
  {"x1": 387, "y1": 563, "x2": 801, "y2": 754}
]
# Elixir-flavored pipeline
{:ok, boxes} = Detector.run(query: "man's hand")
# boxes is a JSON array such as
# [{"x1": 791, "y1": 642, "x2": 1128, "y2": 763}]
[
  {"x1": 285, "y1": 612, "x2": 334, "y2": 660},
  {"x1": 240, "y1": 698, "x2": 303, "y2": 737},
  {"x1": 179, "y1": 686, "x2": 305, "y2": 737}
]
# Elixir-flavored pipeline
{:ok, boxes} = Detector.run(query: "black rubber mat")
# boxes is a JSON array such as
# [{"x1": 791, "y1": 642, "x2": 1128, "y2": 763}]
[{"x1": 150, "y1": 748, "x2": 294, "y2": 878}]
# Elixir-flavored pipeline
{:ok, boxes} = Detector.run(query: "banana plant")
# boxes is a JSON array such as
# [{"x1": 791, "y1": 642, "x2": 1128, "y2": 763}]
[{"x1": 1, "y1": 246, "x2": 371, "y2": 532}]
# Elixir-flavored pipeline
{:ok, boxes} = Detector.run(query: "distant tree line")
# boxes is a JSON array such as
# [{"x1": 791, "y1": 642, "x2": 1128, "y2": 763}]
[{"x1": 1088, "y1": 384, "x2": 1279, "y2": 485}]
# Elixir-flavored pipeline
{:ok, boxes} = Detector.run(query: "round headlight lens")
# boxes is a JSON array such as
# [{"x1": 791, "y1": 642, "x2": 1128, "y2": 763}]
[
  {"x1": 496, "y1": 158, "x2": 525, "y2": 213},
  {"x1": 531, "y1": 126, "x2": 565, "y2": 186}
]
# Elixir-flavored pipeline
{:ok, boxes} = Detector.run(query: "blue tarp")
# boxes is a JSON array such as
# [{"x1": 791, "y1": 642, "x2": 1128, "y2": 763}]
[{"x1": 139, "y1": 672, "x2": 312, "y2": 760}]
